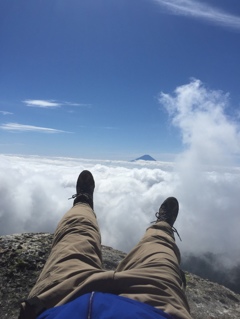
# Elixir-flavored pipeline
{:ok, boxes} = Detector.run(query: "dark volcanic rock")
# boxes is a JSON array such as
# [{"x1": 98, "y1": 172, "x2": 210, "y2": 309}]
[{"x1": 0, "y1": 233, "x2": 240, "y2": 319}]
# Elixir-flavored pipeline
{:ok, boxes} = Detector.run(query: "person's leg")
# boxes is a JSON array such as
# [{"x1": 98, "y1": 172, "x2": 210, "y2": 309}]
[
  {"x1": 28, "y1": 203, "x2": 103, "y2": 303},
  {"x1": 114, "y1": 198, "x2": 192, "y2": 319},
  {"x1": 19, "y1": 171, "x2": 105, "y2": 319}
]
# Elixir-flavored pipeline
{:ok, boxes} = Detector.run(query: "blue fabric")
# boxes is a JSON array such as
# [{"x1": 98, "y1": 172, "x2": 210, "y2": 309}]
[{"x1": 37, "y1": 292, "x2": 174, "y2": 319}]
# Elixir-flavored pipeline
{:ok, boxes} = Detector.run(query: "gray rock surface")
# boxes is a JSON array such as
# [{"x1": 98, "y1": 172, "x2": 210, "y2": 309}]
[{"x1": 0, "y1": 233, "x2": 239, "y2": 319}]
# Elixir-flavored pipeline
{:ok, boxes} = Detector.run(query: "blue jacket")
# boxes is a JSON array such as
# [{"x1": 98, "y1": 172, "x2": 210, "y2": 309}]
[{"x1": 37, "y1": 292, "x2": 175, "y2": 319}]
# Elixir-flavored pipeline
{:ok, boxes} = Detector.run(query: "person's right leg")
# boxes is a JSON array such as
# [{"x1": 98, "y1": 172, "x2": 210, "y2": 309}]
[
  {"x1": 19, "y1": 171, "x2": 108, "y2": 319},
  {"x1": 114, "y1": 197, "x2": 192, "y2": 319},
  {"x1": 28, "y1": 203, "x2": 103, "y2": 303}
]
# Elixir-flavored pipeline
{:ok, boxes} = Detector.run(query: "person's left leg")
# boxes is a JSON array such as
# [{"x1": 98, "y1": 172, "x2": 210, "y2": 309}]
[{"x1": 114, "y1": 198, "x2": 192, "y2": 319}]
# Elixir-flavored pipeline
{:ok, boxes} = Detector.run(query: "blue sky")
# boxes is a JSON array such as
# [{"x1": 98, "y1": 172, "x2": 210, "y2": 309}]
[{"x1": 1, "y1": 0, "x2": 240, "y2": 160}]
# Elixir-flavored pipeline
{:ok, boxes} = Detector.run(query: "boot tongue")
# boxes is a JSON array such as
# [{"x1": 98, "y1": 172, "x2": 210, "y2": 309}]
[{"x1": 73, "y1": 193, "x2": 94, "y2": 209}]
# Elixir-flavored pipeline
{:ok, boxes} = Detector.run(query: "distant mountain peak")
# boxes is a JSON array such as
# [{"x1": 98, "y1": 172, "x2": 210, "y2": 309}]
[{"x1": 133, "y1": 154, "x2": 156, "y2": 162}]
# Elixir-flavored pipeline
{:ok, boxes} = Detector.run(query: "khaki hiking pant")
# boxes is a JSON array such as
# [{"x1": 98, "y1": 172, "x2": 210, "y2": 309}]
[{"x1": 21, "y1": 203, "x2": 192, "y2": 319}]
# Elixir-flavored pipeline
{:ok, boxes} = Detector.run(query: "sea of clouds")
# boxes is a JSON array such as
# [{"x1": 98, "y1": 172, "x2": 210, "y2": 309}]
[{"x1": 0, "y1": 79, "x2": 240, "y2": 267}]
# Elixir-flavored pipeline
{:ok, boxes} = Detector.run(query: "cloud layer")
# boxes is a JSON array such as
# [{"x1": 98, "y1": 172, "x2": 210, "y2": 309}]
[
  {"x1": 0, "y1": 154, "x2": 239, "y2": 266},
  {"x1": 0, "y1": 80, "x2": 240, "y2": 267},
  {"x1": 154, "y1": 0, "x2": 240, "y2": 30}
]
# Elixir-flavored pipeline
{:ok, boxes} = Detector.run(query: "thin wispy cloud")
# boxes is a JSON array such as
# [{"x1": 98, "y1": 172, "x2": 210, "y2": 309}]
[
  {"x1": 23, "y1": 100, "x2": 61, "y2": 108},
  {"x1": 64, "y1": 101, "x2": 92, "y2": 107},
  {"x1": 78, "y1": 125, "x2": 118, "y2": 130},
  {"x1": 0, "y1": 123, "x2": 71, "y2": 133},
  {"x1": 0, "y1": 111, "x2": 13, "y2": 115},
  {"x1": 154, "y1": 0, "x2": 240, "y2": 30},
  {"x1": 23, "y1": 100, "x2": 92, "y2": 108}
]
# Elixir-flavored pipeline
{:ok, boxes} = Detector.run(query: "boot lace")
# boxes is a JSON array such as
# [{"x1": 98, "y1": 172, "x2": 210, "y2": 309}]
[{"x1": 152, "y1": 211, "x2": 182, "y2": 241}]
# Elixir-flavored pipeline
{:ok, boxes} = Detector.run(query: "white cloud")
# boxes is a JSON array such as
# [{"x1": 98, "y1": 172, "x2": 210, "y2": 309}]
[
  {"x1": 23, "y1": 100, "x2": 61, "y2": 108},
  {"x1": 158, "y1": 79, "x2": 240, "y2": 263},
  {"x1": 159, "y1": 79, "x2": 240, "y2": 166},
  {"x1": 154, "y1": 0, "x2": 240, "y2": 30},
  {"x1": 0, "y1": 111, "x2": 13, "y2": 115},
  {"x1": 0, "y1": 153, "x2": 240, "y2": 267},
  {"x1": 23, "y1": 100, "x2": 92, "y2": 108},
  {"x1": 0, "y1": 123, "x2": 70, "y2": 133}
]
